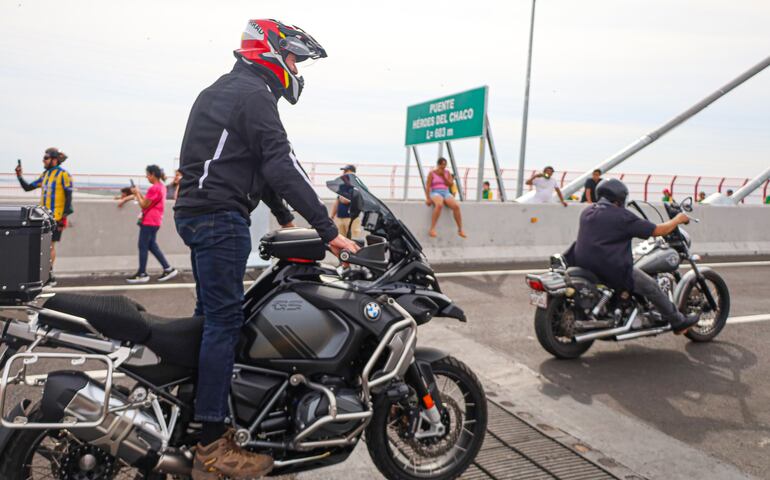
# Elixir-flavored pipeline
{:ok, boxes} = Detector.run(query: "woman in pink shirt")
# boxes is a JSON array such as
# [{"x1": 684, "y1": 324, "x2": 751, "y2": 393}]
[
  {"x1": 124, "y1": 165, "x2": 178, "y2": 283},
  {"x1": 425, "y1": 157, "x2": 466, "y2": 238}
]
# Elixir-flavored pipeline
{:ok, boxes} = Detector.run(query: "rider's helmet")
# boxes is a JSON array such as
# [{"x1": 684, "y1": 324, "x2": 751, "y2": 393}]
[
  {"x1": 235, "y1": 19, "x2": 327, "y2": 105},
  {"x1": 596, "y1": 178, "x2": 629, "y2": 206}
]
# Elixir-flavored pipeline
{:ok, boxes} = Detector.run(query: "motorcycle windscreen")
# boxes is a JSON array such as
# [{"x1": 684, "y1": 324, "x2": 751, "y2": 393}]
[{"x1": 326, "y1": 174, "x2": 394, "y2": 221}]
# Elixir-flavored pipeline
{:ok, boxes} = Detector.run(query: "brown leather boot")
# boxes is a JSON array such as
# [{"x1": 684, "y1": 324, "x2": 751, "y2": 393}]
[{"x1": 192, "y1": 433, "x2": 273, "y2": 480}]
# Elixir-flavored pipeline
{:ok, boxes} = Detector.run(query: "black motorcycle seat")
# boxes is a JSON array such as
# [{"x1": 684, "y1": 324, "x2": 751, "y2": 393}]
[
  {"x1": 41, "y1": 293, "x2": 203, "y2": 368},
  {"x1": 566, "y1": 266, "x2": 599, "y2": 283}
]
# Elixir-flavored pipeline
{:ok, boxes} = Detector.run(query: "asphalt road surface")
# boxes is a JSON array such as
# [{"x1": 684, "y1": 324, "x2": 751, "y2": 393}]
[
  {"x1": 16, "y1": 261, "x2": 770, "y2": 478},
  {"x1": 436, "y1": 263, "x2": 770, "y2": 478}
]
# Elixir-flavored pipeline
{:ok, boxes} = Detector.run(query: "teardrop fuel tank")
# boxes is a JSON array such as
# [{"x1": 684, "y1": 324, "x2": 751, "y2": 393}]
[
  {"x1": 635, "y1": 247, "x2": 681, "y2": 275},
  {"x1": 247, "y1": 291, "x2": 350, "y2": 360},
  {"x1": 240, "y1": 282, "x2": 401, "y2": 376}
]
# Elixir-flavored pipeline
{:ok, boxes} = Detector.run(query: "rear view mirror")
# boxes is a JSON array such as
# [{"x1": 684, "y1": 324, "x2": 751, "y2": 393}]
[{"x1": 681, "y1": 197, "x2": 693, "y2": 212}]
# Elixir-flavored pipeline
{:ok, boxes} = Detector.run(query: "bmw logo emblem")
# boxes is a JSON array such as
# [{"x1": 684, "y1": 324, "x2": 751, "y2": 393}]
[{"x1": 364, "y1": 302, "x2": 381, "y2": 321}]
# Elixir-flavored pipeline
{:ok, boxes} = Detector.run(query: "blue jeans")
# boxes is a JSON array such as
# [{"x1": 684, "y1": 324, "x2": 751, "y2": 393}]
[
  {"x1": 138, "y1": 225, "x2": 170, "y2": 274},
  {"x1": 175, "y1": 211, "x2": 251, "y2": 422}
]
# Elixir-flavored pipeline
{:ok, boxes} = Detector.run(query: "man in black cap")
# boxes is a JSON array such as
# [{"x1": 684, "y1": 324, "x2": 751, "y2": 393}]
[{"x1": 330, "y1": 164, "x2": 362, "y2": 238}]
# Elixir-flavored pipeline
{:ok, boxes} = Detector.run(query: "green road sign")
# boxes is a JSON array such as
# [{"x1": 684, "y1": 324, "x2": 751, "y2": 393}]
[{"x1": 405, "y1": 86, "x2": 488, "y2": 146}]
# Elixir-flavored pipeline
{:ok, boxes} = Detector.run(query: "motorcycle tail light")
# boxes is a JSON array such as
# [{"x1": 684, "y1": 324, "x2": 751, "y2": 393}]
[{"x1": 526, "y1": 277, "x2": 545, "y2": 291}]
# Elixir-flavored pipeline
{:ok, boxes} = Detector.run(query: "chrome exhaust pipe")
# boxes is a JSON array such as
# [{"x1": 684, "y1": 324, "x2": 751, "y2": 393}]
[
  {"x1": 155, "y1": 451, "x2": 194, "y2": 475},
  {"x1": 615, "y1": 325, "x2": 671, "y2": 341},
  {"x1": 574, "y1": 309, "x2": 638, "y2": 343}
]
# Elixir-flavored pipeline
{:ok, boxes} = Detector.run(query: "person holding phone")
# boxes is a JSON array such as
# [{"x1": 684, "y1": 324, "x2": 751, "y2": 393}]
[
  {"x1": 122, "y1": 165, "x2": 178, "y2": 283},
  {"x1": 15, "y1": 147, "x2": 73, "y2": 286},
  {"x1": 526, "y1": 165, "x2": 568, "y2": 206}
]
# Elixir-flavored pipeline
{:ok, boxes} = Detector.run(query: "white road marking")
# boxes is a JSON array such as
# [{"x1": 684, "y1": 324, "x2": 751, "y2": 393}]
[
  {"x1": 436, "y1": 260, "x2": 770, "y2": 278},
  {"x1": 728, "y1": 314, "x2": 770, "y2": 325},
  {"x1": 46, "y1": 259, "x2": 770, "y2": 292},
  {"x1": 436, "y1": 268, "x2": 542, "y2": 278},
  {"x1": 50, "y1": 283, "x2": 201, "y2": 292}
]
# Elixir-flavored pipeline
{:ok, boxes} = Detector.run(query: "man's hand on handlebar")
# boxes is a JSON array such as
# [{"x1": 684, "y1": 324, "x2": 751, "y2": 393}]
[
  {"x1": 674, "y1": 212, "x2": 690, "y2": 225},
  {"x1": 329, "y1": 234, "x2": 360, "y2": 258}
]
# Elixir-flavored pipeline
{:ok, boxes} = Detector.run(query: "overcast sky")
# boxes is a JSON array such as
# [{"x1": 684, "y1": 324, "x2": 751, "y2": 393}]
[{"x1": 1, "y1": 0, "x2": 768, "y2": 181}]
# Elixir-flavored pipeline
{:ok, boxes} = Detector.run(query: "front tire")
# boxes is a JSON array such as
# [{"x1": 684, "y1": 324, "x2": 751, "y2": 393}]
[
  {"x1": 534, "y1": 298, "x2": 594, "y2": 359},
  {"x1": 680, "y1": 270, "x2": 730, "y2": 342},
  {"x1": 366, "y1": 356, "x2": 487, "y2": 480}
]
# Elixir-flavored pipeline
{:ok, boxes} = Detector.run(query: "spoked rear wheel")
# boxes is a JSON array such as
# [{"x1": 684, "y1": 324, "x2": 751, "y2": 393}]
[
  {"x1": 534, "y1": 298, "x2": 593, "y2": 359},
  {"x1": 680, "y1": 270, "x2": 730, "y2": 342},
  {"x1": 366, "y1": 356, "x2": 487, "y2": 480},
  {"x1": 0, "y1": 406, "x2": 160, "y2": 480}
]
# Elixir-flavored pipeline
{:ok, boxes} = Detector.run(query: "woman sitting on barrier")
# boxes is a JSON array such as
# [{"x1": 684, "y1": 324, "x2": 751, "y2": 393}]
[{"x1": 425, "y1": 157, "x2": 466, "y2": 238}]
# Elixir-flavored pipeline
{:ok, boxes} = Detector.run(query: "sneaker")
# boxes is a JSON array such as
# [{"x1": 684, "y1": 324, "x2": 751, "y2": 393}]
[
  {"x1": 671, "y1": 312, "x2": 701, "y2": 335},
  {"x1": 126, "y1": 272, "x2": 150, "y2": 284},
  {"x1": 158, "y1": 268, "x2": 179, "y2": 283},
  {"x1": 192, "y1": 434, "x2": 273, "y2": 480}
]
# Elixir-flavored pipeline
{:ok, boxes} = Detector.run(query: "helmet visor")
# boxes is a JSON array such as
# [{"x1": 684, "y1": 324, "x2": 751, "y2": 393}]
[{"x1": 280, "y1": 36, "x2": 323, "y2": 62}]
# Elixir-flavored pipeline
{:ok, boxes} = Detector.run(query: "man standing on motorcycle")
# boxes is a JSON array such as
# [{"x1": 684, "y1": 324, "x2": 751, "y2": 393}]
[
  {"x1": 175, "y1": 19, "x2": 359, "y2": 480},
  {"x1": 571, "y1": 179, "x2": 700, "y2": 334}
]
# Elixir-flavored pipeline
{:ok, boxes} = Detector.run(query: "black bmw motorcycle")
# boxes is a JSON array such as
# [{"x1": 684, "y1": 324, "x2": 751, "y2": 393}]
[
  {"x1": 0, "y1": 174, "x2": 487, "y2": 479},
  {"x1": 526, "y1": 197, "x2": 730, "y2": 359}
]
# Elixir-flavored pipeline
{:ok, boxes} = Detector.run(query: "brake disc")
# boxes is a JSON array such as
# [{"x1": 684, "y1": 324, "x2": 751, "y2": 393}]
[{"x1": 406, "y1": 396, "x2": 462, "y2": 457}]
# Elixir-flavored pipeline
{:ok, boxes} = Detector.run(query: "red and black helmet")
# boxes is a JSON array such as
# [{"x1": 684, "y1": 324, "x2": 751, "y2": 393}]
[{"x1": 235, "y1": 19, "x2": 327, "y2": 104}]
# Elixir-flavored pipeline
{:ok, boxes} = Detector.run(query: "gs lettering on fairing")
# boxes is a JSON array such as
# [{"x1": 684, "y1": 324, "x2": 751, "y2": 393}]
[
  {"x1": 273, "y1": 299, "x2": 303, "y2": 311},
  {"x1": 0, "y1": 174, "x2": 487, "y2": 480}
]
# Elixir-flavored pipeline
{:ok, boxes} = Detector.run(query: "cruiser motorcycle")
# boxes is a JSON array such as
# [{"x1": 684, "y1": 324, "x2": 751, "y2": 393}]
[
  {"x1": 0, "y1": 174, "x2": 487, "y2": 479},
  {"x1": 526, "y1": 197, "x2": 730, "y2": 359}
]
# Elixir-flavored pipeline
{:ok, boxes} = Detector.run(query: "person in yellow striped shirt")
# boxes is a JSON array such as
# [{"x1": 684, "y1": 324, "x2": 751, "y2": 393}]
[{"x1": 15, "y1": 147, "x2": 73, "y2": 286}]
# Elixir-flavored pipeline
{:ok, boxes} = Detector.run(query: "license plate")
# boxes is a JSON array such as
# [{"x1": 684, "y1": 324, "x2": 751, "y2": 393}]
[{"x1": 529, "y1": 291, "x2": 547, "y2": 309}]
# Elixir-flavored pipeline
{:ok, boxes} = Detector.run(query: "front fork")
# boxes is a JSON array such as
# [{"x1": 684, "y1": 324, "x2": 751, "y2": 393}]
[
  {"x1": 686, "y1": 257, "x2": 718, "y2": 312},
  {"x1": 404, "y1": 360, "x2": 444, "y2": 426}
]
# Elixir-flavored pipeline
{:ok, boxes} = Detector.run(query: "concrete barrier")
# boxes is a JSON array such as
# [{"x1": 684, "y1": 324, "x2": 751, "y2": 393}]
[{"x1": 1, "y1": 197, "x2": 768, "y2": 273}]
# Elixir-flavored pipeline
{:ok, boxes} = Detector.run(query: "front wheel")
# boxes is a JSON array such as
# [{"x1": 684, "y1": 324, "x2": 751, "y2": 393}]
[
  {"x1": 679, "y1": 269, "x2": 730, "y2": 342},
  {"x1": 366, "y1": 356, "x2": 487, "y2": 480},
  {"x1": 534, "y1": 298, "x2": 594, "y2": 359}
]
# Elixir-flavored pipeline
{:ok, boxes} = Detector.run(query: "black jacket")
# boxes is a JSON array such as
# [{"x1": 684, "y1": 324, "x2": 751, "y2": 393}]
[{"x1": 175, "y1": 59, "x2": 338, "y2": 242}]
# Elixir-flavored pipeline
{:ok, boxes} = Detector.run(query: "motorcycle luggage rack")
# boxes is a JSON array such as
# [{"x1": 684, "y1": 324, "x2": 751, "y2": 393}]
[{"x1": 0, "y1": 352, "x2": 114, "y2": 429}]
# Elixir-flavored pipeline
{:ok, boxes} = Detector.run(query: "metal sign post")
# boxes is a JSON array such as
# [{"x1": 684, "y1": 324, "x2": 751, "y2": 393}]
[
  {"x1": 476, "y1": 126, "x2": 487, "y2": 201},
  {"x1": 485, "y1": 115, "x2": 507, "y2": 201},
  {"x1": 412, "y1": 146, "x2": 427, "y2": 196},
  {"x1": 444, "y1": 142, "x2": 464, "y2": 201},
  {"x1": 402, "y1": 148, "x2": 411, "y2": 200}
]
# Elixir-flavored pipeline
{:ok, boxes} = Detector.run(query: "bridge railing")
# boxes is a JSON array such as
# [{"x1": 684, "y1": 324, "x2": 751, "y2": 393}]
[{"x1": 1, "y1": 164, "x2": 768, "y2": 204}]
